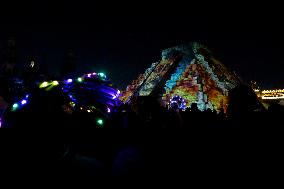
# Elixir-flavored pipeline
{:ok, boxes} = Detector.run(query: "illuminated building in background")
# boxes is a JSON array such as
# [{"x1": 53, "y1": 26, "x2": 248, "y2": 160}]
[
  {"x1": 251, "y1": 84, "x2": 284, "y2": 109},
  {"x1": 257, "y1": 89, "x2": 284, "y2": 100},
  {"x1": 120, "y1": 43, "x2": 241, "y2": 112},
  {"x1": 250, "y1": 81, "x2": 284, "y2": 103},
  {"x1": 251, "y1": 80, "x2": 284, "y2": 100}
]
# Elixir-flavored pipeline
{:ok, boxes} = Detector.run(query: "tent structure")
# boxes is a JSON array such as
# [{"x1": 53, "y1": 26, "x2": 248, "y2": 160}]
[{"x1": 120, "y1": 43, "x2": 241, "y2": 112}]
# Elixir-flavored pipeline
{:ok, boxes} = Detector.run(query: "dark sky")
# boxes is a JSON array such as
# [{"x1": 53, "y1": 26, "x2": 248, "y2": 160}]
[{"x1": 0, "y1": 1, "x2": 283, "y2": 89}]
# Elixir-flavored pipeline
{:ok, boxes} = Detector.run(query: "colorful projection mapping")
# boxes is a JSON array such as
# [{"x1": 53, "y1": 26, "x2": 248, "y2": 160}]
[{"x1": 120, "y1": 43, "x2": 241, "y2": 112}]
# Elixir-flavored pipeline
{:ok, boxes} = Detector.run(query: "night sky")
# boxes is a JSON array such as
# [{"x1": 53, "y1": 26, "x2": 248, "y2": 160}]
[{"x1": 0, "y1": 1, "x2": 283, "y2": 89}]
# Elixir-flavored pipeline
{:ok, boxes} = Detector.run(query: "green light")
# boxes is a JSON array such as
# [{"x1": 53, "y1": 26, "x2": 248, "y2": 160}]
[
  {"x1": 52, "y1": 80, "x2": 59, "y2": 86},
  {"x1": 77, "y1": 77, "x2": 83, "y2": 82},
  {"x1": 97, "y1": 119, "x2": 104, "y2": 126},
  {"x1": 70, "y1": 102, "x2": 76, "y2": 107},
  {"x1": 98, "y1": 73, "x2": 105, "y2": 78},
  {"x1": 12, "y1": 103, "x2": 19, "y2": 111},
  {"x1": 13, "y1": 103, "x2": 19, "y2": 108},
  {"x1": 39, "y1": 81, "x2": 49, "y2": 88}
]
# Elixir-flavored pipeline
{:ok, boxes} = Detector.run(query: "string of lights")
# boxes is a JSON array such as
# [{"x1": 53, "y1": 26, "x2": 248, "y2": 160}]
[
  {"x1": 169, "y1": 95, "x2": 187, "y2": 111},
  {"x1": 8, "y1": 71, "x2": 122, "y2": 128},
  {"x1": 254, "y1": 88, "x2": 284, "y2": 100}
]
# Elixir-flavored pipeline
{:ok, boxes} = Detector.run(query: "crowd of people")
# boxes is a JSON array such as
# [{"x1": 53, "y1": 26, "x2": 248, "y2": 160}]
[
  {"x1": 1, "y1": 78, "x2": 284, "y2": 176},
  {"x1": 108, "y1": 85, "x2": 284, "y2": 129},
  {"x1": 2, "y1": 79, "x2": 284, "y2": 129}
]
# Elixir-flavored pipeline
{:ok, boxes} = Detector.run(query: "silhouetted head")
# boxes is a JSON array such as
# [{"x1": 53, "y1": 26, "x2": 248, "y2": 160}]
[
  {"x1": 191, "y1": 103, "x2": 200, "y2": 112},
  {"x1": 227, "y1": 84, "x2": 262, "y2": 117}
]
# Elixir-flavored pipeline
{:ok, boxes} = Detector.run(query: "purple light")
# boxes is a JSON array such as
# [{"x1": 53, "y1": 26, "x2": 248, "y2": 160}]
[
  {"x1": 92, "y1": 72, "x2": 97, "y2": 75},
  {"x1": 69, "y1": 95, "x2": 77, "y2": 102},
  {"x1": 110, "y1": 90, "x2": 121, "y2": 100},
  {"x1": 0, "y1": 118, "x2": 2, "y2": 128},
  {"x1": 107, "y1": 107, "x2": 111, "y2": 113},
  {"x1": 67, "y1": 79, "x2": 73, "y2": 83},
  {"x1": 25, "y1": 94, "x2": 29, "y2": 98},
  {"x1": 21, "y1": 100, "x2": 27, "y2": 105},
  {"x1": 87, "y1": 74, "x2": 91, "y2": 78}
]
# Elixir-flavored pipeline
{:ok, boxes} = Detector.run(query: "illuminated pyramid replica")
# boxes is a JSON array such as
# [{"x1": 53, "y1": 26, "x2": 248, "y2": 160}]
[{"x1": 120, "y1": 43, "x2": 241, "y2": 112}]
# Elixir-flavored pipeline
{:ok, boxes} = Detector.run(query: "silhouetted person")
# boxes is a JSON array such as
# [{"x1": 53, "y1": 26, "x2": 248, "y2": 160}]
[
  {"x1": 205, "y1": 108, "x2": 212, "y2": 114},
  {"x1": 227, "y1": 84, "x2": 265, "y2": 128},
  {"x1": 228, "y1": 85, "x2": 262, "y2": 115},
  {"x1": 191, "y1": 103, "x2": 200, "y2": 113}
]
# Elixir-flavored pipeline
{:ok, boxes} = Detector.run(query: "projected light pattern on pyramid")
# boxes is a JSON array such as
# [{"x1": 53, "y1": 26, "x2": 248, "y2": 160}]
[{"x1": 120, "y1": 43, "x2": 240, "y2": 112}]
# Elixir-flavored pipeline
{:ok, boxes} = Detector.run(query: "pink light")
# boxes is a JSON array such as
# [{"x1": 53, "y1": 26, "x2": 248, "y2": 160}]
[
  {"x1": 0, "y1": 118, "x2": 2, "y2": 128},
  {"x1": 107, "y1": 107, "x2": 111, "y2": 113},
  {"x1": 92, "y1": 72, "x2": 97, "y2": 75}
]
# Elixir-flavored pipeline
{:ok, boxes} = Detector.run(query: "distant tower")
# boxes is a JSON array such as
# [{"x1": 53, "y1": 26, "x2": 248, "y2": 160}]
[
  {"x1": 60, "y1": 50, "x2": 77, "y2": 79},
  {"x1": 0, "y1": 37, "x2": 18, "y2": 77}
]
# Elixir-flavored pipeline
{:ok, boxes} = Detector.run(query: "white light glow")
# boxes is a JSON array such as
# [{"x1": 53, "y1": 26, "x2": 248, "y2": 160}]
[
  {"x1": 262, "y1": 96, "x2": 284, "y2": 100},
  {"x1": 21, "y1": 100, "x2": 27, "y2": 105}
]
